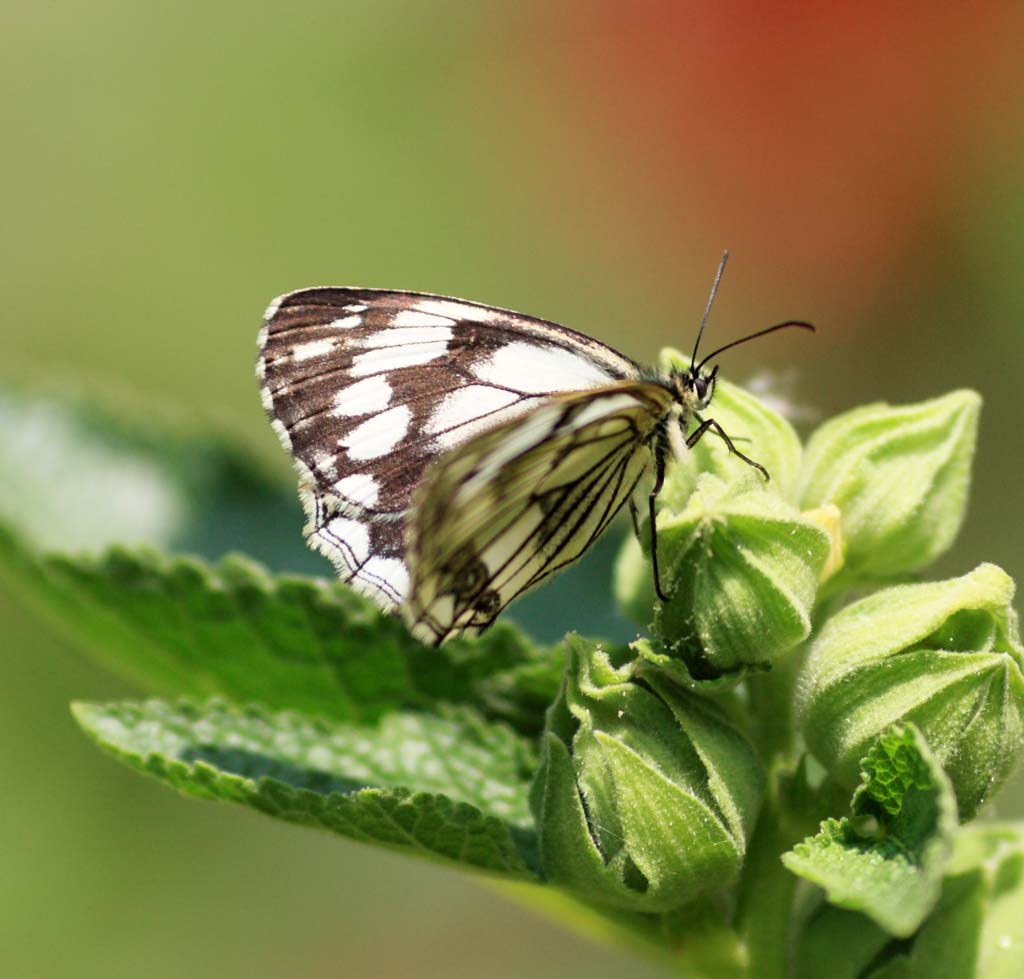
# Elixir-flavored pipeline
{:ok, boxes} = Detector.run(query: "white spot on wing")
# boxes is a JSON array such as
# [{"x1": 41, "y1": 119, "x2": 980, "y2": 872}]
[
  {"x1": 357, "y1": 325, "x2": 453, "y2": 347},
  {"x1": 334, "y1": 473, "x2": 380, "y2": 506},
  {"x1": 292, "y1": 338, "x2": 336, "y2": 361},
  {"x1": 472, "y1": 342, "x2": 613, "y2": 394},
  {"x1": 392, "y1": 310, "x2": 456, "y2": 328},
  {"x1": 361, "y1": 556, "x2": 409, "y2": 601},
  {"x1": 423, "y1": 385, "x2": 533, "y2": 450},
  {"x1": 312, "y1": 451, "x2": 338, "y2": 481},
  {"x1": 324, "y1": 516, "x2": 369, "y2": 564},
  {"x1": 425, "y1": 385, "x2": 521, "y2": 434},
  {"x1": 257, "y1": 324, "x2": 269, "y2": 349},
  {"x1": 350, "y1": 342, "x2": 449, "y2": 376},
  {"x1": 430, "y1": 401, "x2": 536, "y2": 450},
  {"x1": 331, "y1": 375, "x2": 393, "y2": 416},
  {"x1": 341, "y1": 404, "x2": 411, "y2": 460},
  {"x1": 327, "y1": 314, "x2": 362, "y2": 330},
  {"x1": 414, "y1": 298, "x2": 499, "y2": 323},
  {"x1": 345, "y1": 303, "x2": 368, "y2": 313}
]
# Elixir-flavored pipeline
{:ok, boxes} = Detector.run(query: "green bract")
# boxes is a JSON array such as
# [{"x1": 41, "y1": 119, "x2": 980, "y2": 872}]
[
  {"x1": 798, "y1": 564, "x2": 1024, "y2": 819},
  {"x1": 530, "y1": 635, "x2": 763, "y2": 911},
  {"x1": 800, "y1": 390, "x2": 980, "y2": 584}
]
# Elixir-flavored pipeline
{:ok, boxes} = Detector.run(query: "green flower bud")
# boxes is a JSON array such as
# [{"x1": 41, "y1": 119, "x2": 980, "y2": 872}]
[
  {"x1": 798, "y1": 564, "x2": 1024, "y2": 819},
  {"x1": 800, "y1": 390, "x2": 980, "y2": 583},
  {"x1": 643, "y1": 474, "x2": 833, "y2": 680},
  {"x1": 530, "y1": 635, "x2": 763, "y2": 911}
]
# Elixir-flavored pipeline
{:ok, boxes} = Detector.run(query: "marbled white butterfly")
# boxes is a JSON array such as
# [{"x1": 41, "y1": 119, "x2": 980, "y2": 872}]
[{"x1": 257, "y1": 256, "x2": 812, "y2": 645}]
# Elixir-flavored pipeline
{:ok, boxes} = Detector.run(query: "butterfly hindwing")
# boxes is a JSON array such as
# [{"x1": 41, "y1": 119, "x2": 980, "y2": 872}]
[
  {"x1": 404, "y1": 383, "x2": 674, "y2": 644},
  {"x1": 257, "y1": 288, "x2": 642, "y2": 614}
]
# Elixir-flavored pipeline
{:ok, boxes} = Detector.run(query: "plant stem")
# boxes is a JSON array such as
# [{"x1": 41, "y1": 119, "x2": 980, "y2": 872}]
[
  {"x1": 746, "y1": 648, "x2": 804, "y2": 762},
  {"x1": 735, "y1": 787, "x2": 800, "y2": 979},
  {"x1": 659, "y1": 902, "x2": 748, "y2": 979}
]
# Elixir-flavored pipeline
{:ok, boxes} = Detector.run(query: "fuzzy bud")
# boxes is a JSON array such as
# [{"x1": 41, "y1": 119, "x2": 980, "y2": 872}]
[
  {"x1": 800, "y1": 390, "x2": 980, "y2": 583},
  {"x1": 798, "y1": 564, "x2": 1024, "y2": 819},
  {"x1": 530, "y1": 635, "x2": 763, "y2": 910}
]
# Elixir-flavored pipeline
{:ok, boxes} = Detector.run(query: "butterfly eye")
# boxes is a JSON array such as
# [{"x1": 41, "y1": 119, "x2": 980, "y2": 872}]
[{"x1": 694, "y1": 377, "x2": 708, "y2": 400}]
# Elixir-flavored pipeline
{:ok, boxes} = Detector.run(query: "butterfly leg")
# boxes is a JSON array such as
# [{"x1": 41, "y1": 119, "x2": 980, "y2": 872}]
[
  {"x1": 689, "y1": 416, "x2": 769, "y2": 481},
  {"x1": 648, "y1": 448, "x2": 670, "y2": 602}
]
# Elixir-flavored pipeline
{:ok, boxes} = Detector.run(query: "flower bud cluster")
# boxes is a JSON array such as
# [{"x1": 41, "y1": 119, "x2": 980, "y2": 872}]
[{"x1": 592, "y1": 371, "x2": 1022, "y2": 935}]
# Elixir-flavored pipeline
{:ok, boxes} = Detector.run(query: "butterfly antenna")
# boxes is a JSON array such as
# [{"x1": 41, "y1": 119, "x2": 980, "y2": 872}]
[
  {"x1": 695, "y1": 320, "x2": 815, "y2": 372},
  {"x1": 690, "y1": 249, "x2": 730, "y2": 371}
]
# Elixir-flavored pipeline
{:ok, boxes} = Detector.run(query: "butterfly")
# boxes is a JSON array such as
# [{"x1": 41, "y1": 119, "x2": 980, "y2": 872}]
[{"x1": 257, "y1": 254, "x2": 813, "y2": 645}]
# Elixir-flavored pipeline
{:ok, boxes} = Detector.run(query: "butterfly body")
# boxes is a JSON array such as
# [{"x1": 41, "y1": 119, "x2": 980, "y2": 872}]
[{"x1": 258, "y1": 284, "x2": 807, "y2": 645}]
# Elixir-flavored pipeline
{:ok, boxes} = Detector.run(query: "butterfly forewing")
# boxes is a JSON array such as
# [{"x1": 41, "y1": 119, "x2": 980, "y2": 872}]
[
  {"x1": 258, "y1": 288, "x2": 642, "y2": 615},
  {"x1": 404, "y1": 384, "x2": 674, "y2": 644}
]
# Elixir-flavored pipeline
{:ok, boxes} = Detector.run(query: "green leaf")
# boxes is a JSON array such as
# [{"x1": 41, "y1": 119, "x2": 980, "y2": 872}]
[
  {"x1": 73, "y1": 697, "x2": 539, "y2": 878},
  {"x1": 783, "y1": 725, "x2": 957, "y2": 937},
  {"x1": 9, "y1": 539, "x2": 561, "y2": 734},
  {"x1": 0, "y1": 385, "x2": 564, "y2": 733},
  {"x1": 797, "y1": 824, "x2": 1024, "y2": 978},
  {"x1": 0, "y1": 382, "x2": 312, "y2": 569}
]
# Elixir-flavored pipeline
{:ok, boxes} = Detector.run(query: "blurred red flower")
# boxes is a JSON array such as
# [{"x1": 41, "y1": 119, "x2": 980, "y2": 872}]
[{"x1": 520, "y1": 2, "x2": 1022, "y2": 310}]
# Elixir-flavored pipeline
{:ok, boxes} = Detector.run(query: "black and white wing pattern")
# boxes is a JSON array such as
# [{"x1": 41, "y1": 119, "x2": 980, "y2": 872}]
[
  {"x1": 405, "y1": 383, "x2": 674, "y2": 644},
  {"x1": 257, "y1": 288, "x2": 642, "y2": 626}
]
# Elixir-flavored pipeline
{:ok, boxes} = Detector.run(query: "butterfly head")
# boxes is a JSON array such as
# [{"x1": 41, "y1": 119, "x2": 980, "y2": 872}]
[
  {"x1": 671, "y1": 364, "x2": 718, "y2": 414},
  {"x1": 678, "y1": 318, "x2": 816, "y2": 415}
]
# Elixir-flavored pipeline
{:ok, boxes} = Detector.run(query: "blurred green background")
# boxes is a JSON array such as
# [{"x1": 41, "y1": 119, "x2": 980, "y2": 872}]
[{"x1": 3, "y1": 2, "x2": 1024, "y2": 976}]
